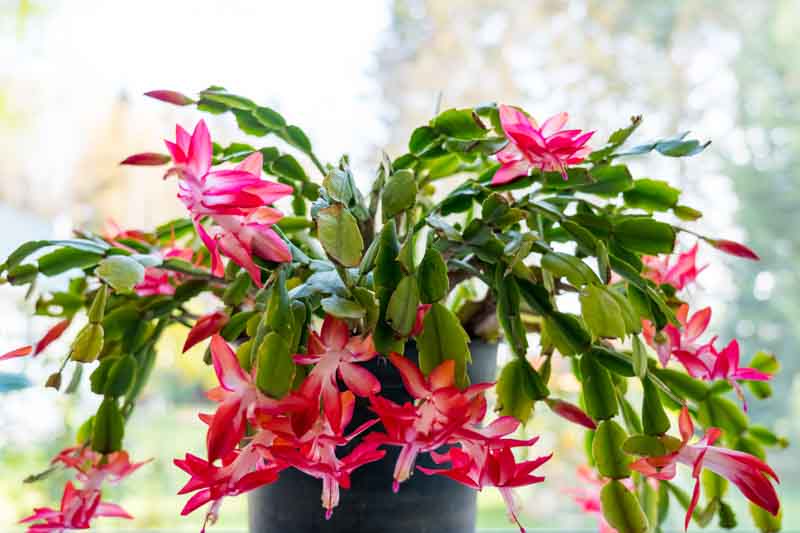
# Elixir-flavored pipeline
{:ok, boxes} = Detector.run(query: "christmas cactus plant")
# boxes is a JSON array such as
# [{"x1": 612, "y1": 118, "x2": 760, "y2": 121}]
[{"x1": 2, "y1": 88, "x2": 785, "y2": 533}]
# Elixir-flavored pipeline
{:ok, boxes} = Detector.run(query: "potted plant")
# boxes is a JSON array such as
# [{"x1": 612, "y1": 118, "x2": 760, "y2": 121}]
[{"x1": 2, "y1": 88, "x2": 785, "y2": 533}]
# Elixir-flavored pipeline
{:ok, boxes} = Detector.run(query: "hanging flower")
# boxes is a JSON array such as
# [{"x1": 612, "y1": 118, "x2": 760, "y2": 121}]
[
  {"x1": 492, "y1": 104, "x2": 593, "y2": 184},
  {"x1": 418, "y1": 443, "x2": 551, "y2": 532},
  {"x1": 20, "y1": 482, "x2": 132, "y2": 532},
  {"x1": 156, "y1": 121, "x2": 293, "y2": 283},
  {"x1": 630, "y1": 407, "x2": 779, "y2": 530},
  {"x1": 642, "y1": 243, "x2": 706, "y2": 291},
  {"x1": 642, "y1": 304, "x2": 712, "y2": 367},
  {"x1": 672, "y1": 339, "x2": 771, "y2": 410},
  {"x1": 294, "y1": 315, "x2": 379, "y2": 432}
]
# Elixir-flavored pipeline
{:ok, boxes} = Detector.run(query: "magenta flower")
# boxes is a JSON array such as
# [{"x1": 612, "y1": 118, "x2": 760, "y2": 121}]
[
  {"x1": 20, "y1": 481, "x2": 132, "y2": 532},
  {"x1": 630, "y1": 407, "x2": 779, "y2": 530},
  {"x1": 672, "y1": 338, "x2": 771, "y2": 410},
  {"x1": 642, "y1": 303, "x2": 712, "y2": 367},
  {"x1": 175, "y1": 431, "x2": 284, "y2": 530},
  {"x1": 492, "y1": 104, "x2": 593, "y2": 185},
  {"x1": 642, "y1": 243, "x2": 707, "y2": 291},
  {"x1": 294, "y1": 315, "x2": 379, "y2": 432},
  {"x1": 160, "y1": 120, "x2": 293, "y2": 284}
]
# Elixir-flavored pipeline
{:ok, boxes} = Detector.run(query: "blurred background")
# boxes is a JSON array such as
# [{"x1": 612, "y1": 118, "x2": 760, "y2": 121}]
[{"x1": 0, "y1": 0, "x2": 797, "y2": 530}]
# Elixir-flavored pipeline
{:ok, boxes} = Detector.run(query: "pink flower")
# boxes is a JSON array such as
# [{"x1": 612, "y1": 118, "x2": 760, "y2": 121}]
[
  {"x1": 52, "y1": 448, "x2": 149, "y2": 490},
  {"x1": 271, "y1": 391, "x2": 385, "y2": 519},
  {"x1": 708, "y1": 239, "x2": 760, "y2": 261},
  {"x1": 366, "y1": 355, "x2": 492, "y2": 491},
  {"x1": 135, "y1": 243, "x2": 198, "y2": 297},
  {"x1": 630, "y1": 407, "x2": 779, "y2": 530},
  {"x1": 642, "y1": 304, "x2": 712, "y2": 367},
  {"x1": 564, "y1": 466, "x2": 618, "y2": 533},
  {"x1": 642, "y1": 243, "x2": 707, "y2": 291},
  {"x1": 419, "y1": 443, "x2": 551, "y2": 532},
  {"x1": 162, "y1": 121, "x2": 293, "y2": 284},
  {"x1": 20, "y1": 481, "x2": 132, "y2": 532},
  {"x1": 492, "y1": 105, "x2": 593, "y2": 185},
  {"x1": 544, "y1": 398, "x2": 596, "y2": 430},
  {"x1": 672, "y1": 339, "x2": 771, "y2": 411},
  {"x1": 183, "y1": 311, "x2": 230, "y2": 352},
  {"x1": 294, "y1": 316, "x2": 379, "y2": 432}
]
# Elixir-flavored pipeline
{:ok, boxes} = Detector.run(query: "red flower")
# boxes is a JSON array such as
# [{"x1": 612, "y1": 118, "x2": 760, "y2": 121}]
[
  {"x1": 367, "y1": 355, "x2": 492, "y2": 491},
  {"x1": 119, "y1": 152, "x2": 172, "y2": 166},
  {"x1": 630, "y1": 407, "x2": 779, "y2": 530},
  {"x1": 52, "y1": 447, "x2": 149, "y2": 490},
  {"x1": 1, "y1": 319, "x2": 72, "y2": 362},
  {"x1": 492, "y1": 105, "x2": 593, "y2": 184},
  {"x1": 271, "y1": 391, "x2": 385, "y2": 519},
  {"x1": 294, "y1": 316, "x2": 379, "y2": 432},
  {"x1": 419, "y1": 443, "x2": 551, "y2": 532},
  {"x1": 144, "y1": 89, "x2": 195, "y2": 106},
  {"x1": 204, "y1": 335, "x2": 309, "y2": 462},
  {"x1": 175, "y1": 431, "x2": 284, "y2": 530}
]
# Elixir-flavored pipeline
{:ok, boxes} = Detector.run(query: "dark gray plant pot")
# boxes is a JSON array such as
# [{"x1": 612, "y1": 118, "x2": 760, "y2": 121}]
[{"x1": 248, "y1": 340, "x2": 499, "y2": 533}]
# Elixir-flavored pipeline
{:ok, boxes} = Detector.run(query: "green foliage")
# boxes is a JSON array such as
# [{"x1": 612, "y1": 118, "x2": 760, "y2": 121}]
[
  {"x1": 416, "y1": 303, "x2": 471, "y2": 387},
  {"x1": 496, "y1": 358, "x2": 548, "y2": 421},
  {"x1": 601, "y1": 480, "x2": 649, "y2": 533},
  {"x1": 593, "y1": 420, "x2": 631, "y2": 478}
]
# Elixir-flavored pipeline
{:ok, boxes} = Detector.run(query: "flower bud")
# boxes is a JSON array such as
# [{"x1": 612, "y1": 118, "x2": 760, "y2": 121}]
[
  {"x1": 71, "y1": 324, "x2": 104, "y2": 363},
  {"x1": 545, "y1": 398, "x2": 596, "y2": 429},
  {"x1": 708, "y1": 238, "x2": 760, "y2": 260},
  {"x1": 45, "y1": 372, "x2": 62, "y2": 390},
  {"x1": 119, "y1": 152, "x2": 172, "y2": 166},
  {"x1": 144, "y1": 89, "x2": 195, "y2": 106},
  {"x1": 183, "y1": 311, "x2": 229, "y2": 353}
]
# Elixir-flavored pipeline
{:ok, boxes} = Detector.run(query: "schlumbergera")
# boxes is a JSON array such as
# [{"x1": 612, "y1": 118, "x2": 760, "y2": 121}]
[{"x1": 1, "y1": 87, "x2": 786, "y2": 533}]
